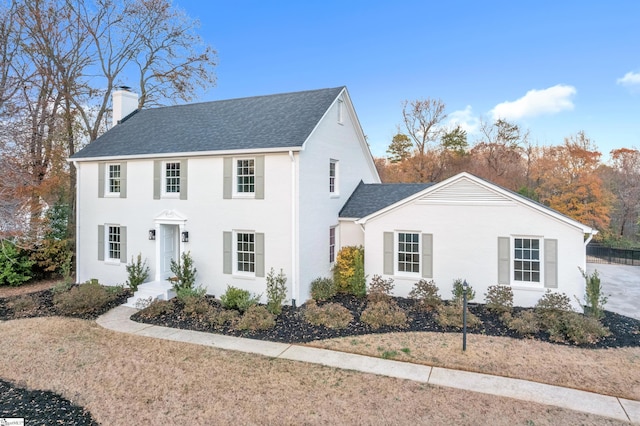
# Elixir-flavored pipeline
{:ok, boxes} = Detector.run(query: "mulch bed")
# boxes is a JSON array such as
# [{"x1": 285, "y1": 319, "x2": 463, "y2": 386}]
[
  {"x1": 0, "y1": 285, "x2": 131, "y2": 424},
  {"x1": 130, "y1": 294, "x2": 640, "y2": 349},
  {"x1": 0, "y1": 378, "x2": 98, "y2": 426}
]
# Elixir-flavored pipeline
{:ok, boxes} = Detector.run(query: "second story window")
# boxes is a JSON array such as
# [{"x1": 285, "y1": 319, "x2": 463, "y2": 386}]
[
  {"x1": 165, "y1": 162, "x2": 181, "y2": 194},
  {"x1": 107, "y1": 164, "x2": 121, "y2": 194},
  {"x1": 236, "y1": 159, "x2": 255, "y2": 194},
  {"x1": 329, "y1": 159, "x2": 339, "y2": 195}
]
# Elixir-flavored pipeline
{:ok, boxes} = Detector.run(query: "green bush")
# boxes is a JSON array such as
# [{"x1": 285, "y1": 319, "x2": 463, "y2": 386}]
[
  {"x1": 503, "y1": 310, "x2": 540, "y2": 336},
  {"x1": 126, "y1": 253, "x2": 150, "y2": 292},
  {"x1": 0, "y1": 240, "x2": 34, "y2": 287},
  {"x1": 235, "y1": 305, "x2": 275, "y2": 331},
  {"x1": 303, "y1": 300, "x2": 353, "y2": 329},
  {"x1": 220, "y1": 285, "x2": 260, "y2": 313},
  {"x1": 176, "y1": 285, "x2": 207, "y2": 302},
  {"x1": 333, "y1": 246, "x2": 366, "y2": 297},
  {"x1": 484, "y1": 285, "x2": 513, "y2": 314},
  {"x1": 53, "y1": 281, "x2": 123, "y2": 315},
  {"x1": 310, "y1": 277, "x2": 336, "y2": 301},
  {"x1": 409, "y1": 279, "x2": 442, "y2": 310},
  {"x1": 436, "y1": 303, "x2": 482, "y2": 329},
  {"x1": 266, "y1": 268, "x2": 287, "y2": 315},
  {"x1": 169, "y1": 251, "x2": 197, "y2": 291},
  {"x1": 535, "y1": 290, "x2": 573, "y2": 329},
  {"x1": 367, "y1": 274, "x2": 394, "y2": 303},
  {"x1": 451, "y1": 279, "x2": 475, "y2": 305},
  {"x1": 579, "y1": 268, "x2": 608, "y2": 319},
  {"x1": 361, "y1": 300, "x2": 408, "y2": 330}
]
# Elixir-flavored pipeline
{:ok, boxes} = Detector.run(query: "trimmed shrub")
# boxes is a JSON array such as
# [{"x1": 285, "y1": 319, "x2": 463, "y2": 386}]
[
  {"x1": 220, "y1": 285, "x2": 260, "y2": 313},
  {"x1": 436, "y1": 303, "x2": 482, "y2": 329},
  {"x1": 547, "y1": 311, "x2": 610, "y2": 345},
  {"x1": 484, "y1": 285, "x2": 513, "y2": 314},
  {"x1": 7, "y1": 295, "x2": 38, "y2": 317},
  {"x1": 182, "y1": 297, "x2": 212, "y2": 317},
  {"x1": 361, "y1": 300, "x2": 408, "y2": 330},
  {"x1": 176, "y1": 285, "x2": 207, "y2": 303},
  {"x1": 169, "y1": 251, "x2": 197, "y2": 291},
  {"x1": 579, "y1": 268, "x2": 608, "y2": 319},
  {"x1": 303, "y1": 300, "x2": 353, "y2": 329},
  {"x1": 503, "y1": 310, "x2": 540, "y2": 336},
  {"x1": 138, "y1": 299, "x2": 173, "y2": 318},
  {"x1": 451, "y1": 279, "x2": 475, "y2": 305},
  {"x1": 126, "y1": 253, "x2": 150, "y2": 292},
  {"x1": 235, "y1": 305, "x2": 275, "y2": 331},
  {"x1": 0, "y1": 240, "x2": 34, "y2": 286},
  {"x1": 535, "y1": 290, "x2": 573, "y2": 329},
  {"x1": 54, "y1": 281, "x2": 124, "y2": 315},
  {"x1": 333, "y1": 245, "x2": 366, "y2": 297},
  {"x1": 266, "y1": 268, "x2": 287, "y2": 315},
  {"x1": 409, "y1": 279, "x2": 442, "y2": 310},
  {"x1": 367, "y1": 275, "x2": 394, "y2": 303},
  {"x1": 310, "y1": 277, "x2": 336, "y2": 301},
  {"x1": 206, "y1": 307, "x2": 240, "y2": 328}
]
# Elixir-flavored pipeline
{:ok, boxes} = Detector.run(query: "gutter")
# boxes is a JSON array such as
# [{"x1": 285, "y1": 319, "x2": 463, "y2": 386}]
[
  {"x1": 584, "y1": 229, "x2": 598, "y2": 246},
  {"x1": 289, "y1": 150, "x2": 298, "y2": 307}
]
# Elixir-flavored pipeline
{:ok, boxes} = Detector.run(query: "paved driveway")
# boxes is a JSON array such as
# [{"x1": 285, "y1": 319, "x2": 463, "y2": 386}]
[{"x1": 586, "y1": 263, "x2": 640, "y2": 320}]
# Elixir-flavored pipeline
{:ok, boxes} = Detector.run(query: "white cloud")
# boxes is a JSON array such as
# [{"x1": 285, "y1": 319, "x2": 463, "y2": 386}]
[
  {"x1": 491, "y1": 85, "x2": 576, "y2": 121},
  {"x1": 617, "y1": 71, "x2": 640, "y2": 86},
  {"x1": 447, "y1": 105, "x2": 480, "y2": 134}
]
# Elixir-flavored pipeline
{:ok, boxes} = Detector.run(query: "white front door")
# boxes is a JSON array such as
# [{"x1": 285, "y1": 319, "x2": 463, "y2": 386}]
[{"x1": 160, "y1": 224, "x2": 179, "y2": 279}]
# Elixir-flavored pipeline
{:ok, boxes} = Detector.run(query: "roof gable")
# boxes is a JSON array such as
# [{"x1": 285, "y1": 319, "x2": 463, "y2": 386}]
[
  {"x1": 352, "y1": 172, "x2": 595, "y2": 234},
  {"x1": 71, "y1": 87, "x2": 345, "y2": 160}
]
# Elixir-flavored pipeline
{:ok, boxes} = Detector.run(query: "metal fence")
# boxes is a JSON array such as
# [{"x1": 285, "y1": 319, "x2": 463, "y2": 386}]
[{"x1": 586, "y1": 243, "x2": 640, "y2": 266}]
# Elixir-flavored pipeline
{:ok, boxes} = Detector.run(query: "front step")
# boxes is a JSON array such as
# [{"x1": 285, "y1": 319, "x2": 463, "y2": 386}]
[{"x1": 124, "y1": 281, "x2": 176, "y2": 308}]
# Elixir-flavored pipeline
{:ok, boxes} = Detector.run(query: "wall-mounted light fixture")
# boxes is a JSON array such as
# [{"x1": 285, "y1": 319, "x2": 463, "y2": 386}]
[
  {"x1": 181, "y1": 231, "x2": 189, "y2": 243},
  {"x1": 148, "y1": 229, "x2": 156, "y2": 240}
]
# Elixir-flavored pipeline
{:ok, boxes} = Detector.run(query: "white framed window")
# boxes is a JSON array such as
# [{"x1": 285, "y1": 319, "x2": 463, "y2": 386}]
[
  {"x1": 329, "y1": 227, "x2": 336, "y2": 263},
  {"x1": 164, "y1": 161, "x2": 181, "y2": 195},
  {"x1": 107, "y1": 163, "x2": 121, "y2": 195},
  {"x1": 329, "y1": 159, "x2": 339, "y2": 195},
  {"x1": 337, "y1": 99, "x2": 344, "y2": 124},
  {"x1": 236, "y1": 232, "x2": 255, "y2": 274},
  {"x1": 514, "y1": 237, "x2": 541, "y2": 283},
  {"x1": 397, "y1": 232, "x2": 420, "y2": 275},
  {"x1": 107, "y1": 225, "x2": 121, "y2": 261},
  {"x1": 235, "y1": 158, "x2": 255, "y2": 196}
]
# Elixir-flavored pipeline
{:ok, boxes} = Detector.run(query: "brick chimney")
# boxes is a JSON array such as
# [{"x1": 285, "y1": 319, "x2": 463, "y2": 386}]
[{"x1": 112, "y1": 87, "x2": 138, "y2": 127}]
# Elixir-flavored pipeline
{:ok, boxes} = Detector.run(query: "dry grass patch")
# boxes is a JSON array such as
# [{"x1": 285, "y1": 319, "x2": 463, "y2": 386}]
[
  {"x1": 308, "y1": 331, "x2": 640, "y2": 401},
  {"x1": 0, "y1": 279, "x2": 58, "y2": 298},
  {"x1": 0, "y1": 318, "x2": 627, "y2": 425}
]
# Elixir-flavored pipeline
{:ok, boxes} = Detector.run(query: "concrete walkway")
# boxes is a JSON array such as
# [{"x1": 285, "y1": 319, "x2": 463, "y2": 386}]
[{"x1": 96, "y1": 306, "x2": 640, "y2": 424}]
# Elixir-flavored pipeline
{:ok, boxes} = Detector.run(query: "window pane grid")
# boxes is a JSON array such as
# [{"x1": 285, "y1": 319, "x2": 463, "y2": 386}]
[
  {"x1": 398, "y1": 232, "x2": 419, "y2": 273},
  {"x1": 108, "y1": 226, "x2": 121, "y2": 260},
  {"x1": 514, "y1": 238, "x2": 540, "y2": 283},
  {"x1": 329, "y1": 161, "x2": 336, "y2": 193},
  {"x1": 237, "y1": 233, "x2": 255, "y2": 272},
  {"x1": 108, "y1": 164, "x2": 121, "y2": 193},
  {"x1": 329, "y1": 227, "x2": 336, "y2": 263},
  {"x1": 237, "y1": 159, "x2": 255, "y2": 193},
  {"x1": 165, "y1": 162, "x2": 180, "y2": 193}
]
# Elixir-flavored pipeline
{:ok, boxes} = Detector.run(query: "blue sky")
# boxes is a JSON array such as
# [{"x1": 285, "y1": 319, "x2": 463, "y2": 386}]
[{"x1": 173, "y1": 0, "x2": 640, "y2": 159}]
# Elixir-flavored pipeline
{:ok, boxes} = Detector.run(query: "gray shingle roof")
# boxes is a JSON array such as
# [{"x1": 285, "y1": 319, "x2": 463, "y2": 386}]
[
  {"x1": 71, "y1": 87, "x2": 345, "y2": 159},
  {"x1": 339, "y1": 182, "x2": 433, "y2": 218}
]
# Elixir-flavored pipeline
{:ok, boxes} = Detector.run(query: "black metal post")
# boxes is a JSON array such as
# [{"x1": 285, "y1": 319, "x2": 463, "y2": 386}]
[{"x1": 462, "y1": 280, "x2": 468, "y2": 352}]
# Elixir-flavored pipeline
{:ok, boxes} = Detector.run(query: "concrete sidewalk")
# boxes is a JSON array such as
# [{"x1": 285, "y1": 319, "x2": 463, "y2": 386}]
[{"x1": 97, "y1": 306, "x2": 640, "y2": 424}]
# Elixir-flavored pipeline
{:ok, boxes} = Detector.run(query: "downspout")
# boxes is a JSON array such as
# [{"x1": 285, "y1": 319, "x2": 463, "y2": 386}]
[
  {"x1": 289, "y1": 150, "x2": 298, "y2": 307},
  {"x1": 73, "y1": 161, "x2": 80, "y2": 283},
  {"x1": 584, "y1": 229, "x2": 597, "y2": 246}
]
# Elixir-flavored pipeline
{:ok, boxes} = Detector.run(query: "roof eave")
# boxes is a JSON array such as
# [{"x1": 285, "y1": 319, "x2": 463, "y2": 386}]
[{"x1": 68, "y1": 146, "x2": 304, "y2": 163}]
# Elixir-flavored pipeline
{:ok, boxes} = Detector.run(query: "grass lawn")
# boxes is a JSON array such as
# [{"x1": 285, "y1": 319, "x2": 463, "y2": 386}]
[{"x1": 0, "y1": 317, "x2": 629, "y2": 425}]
